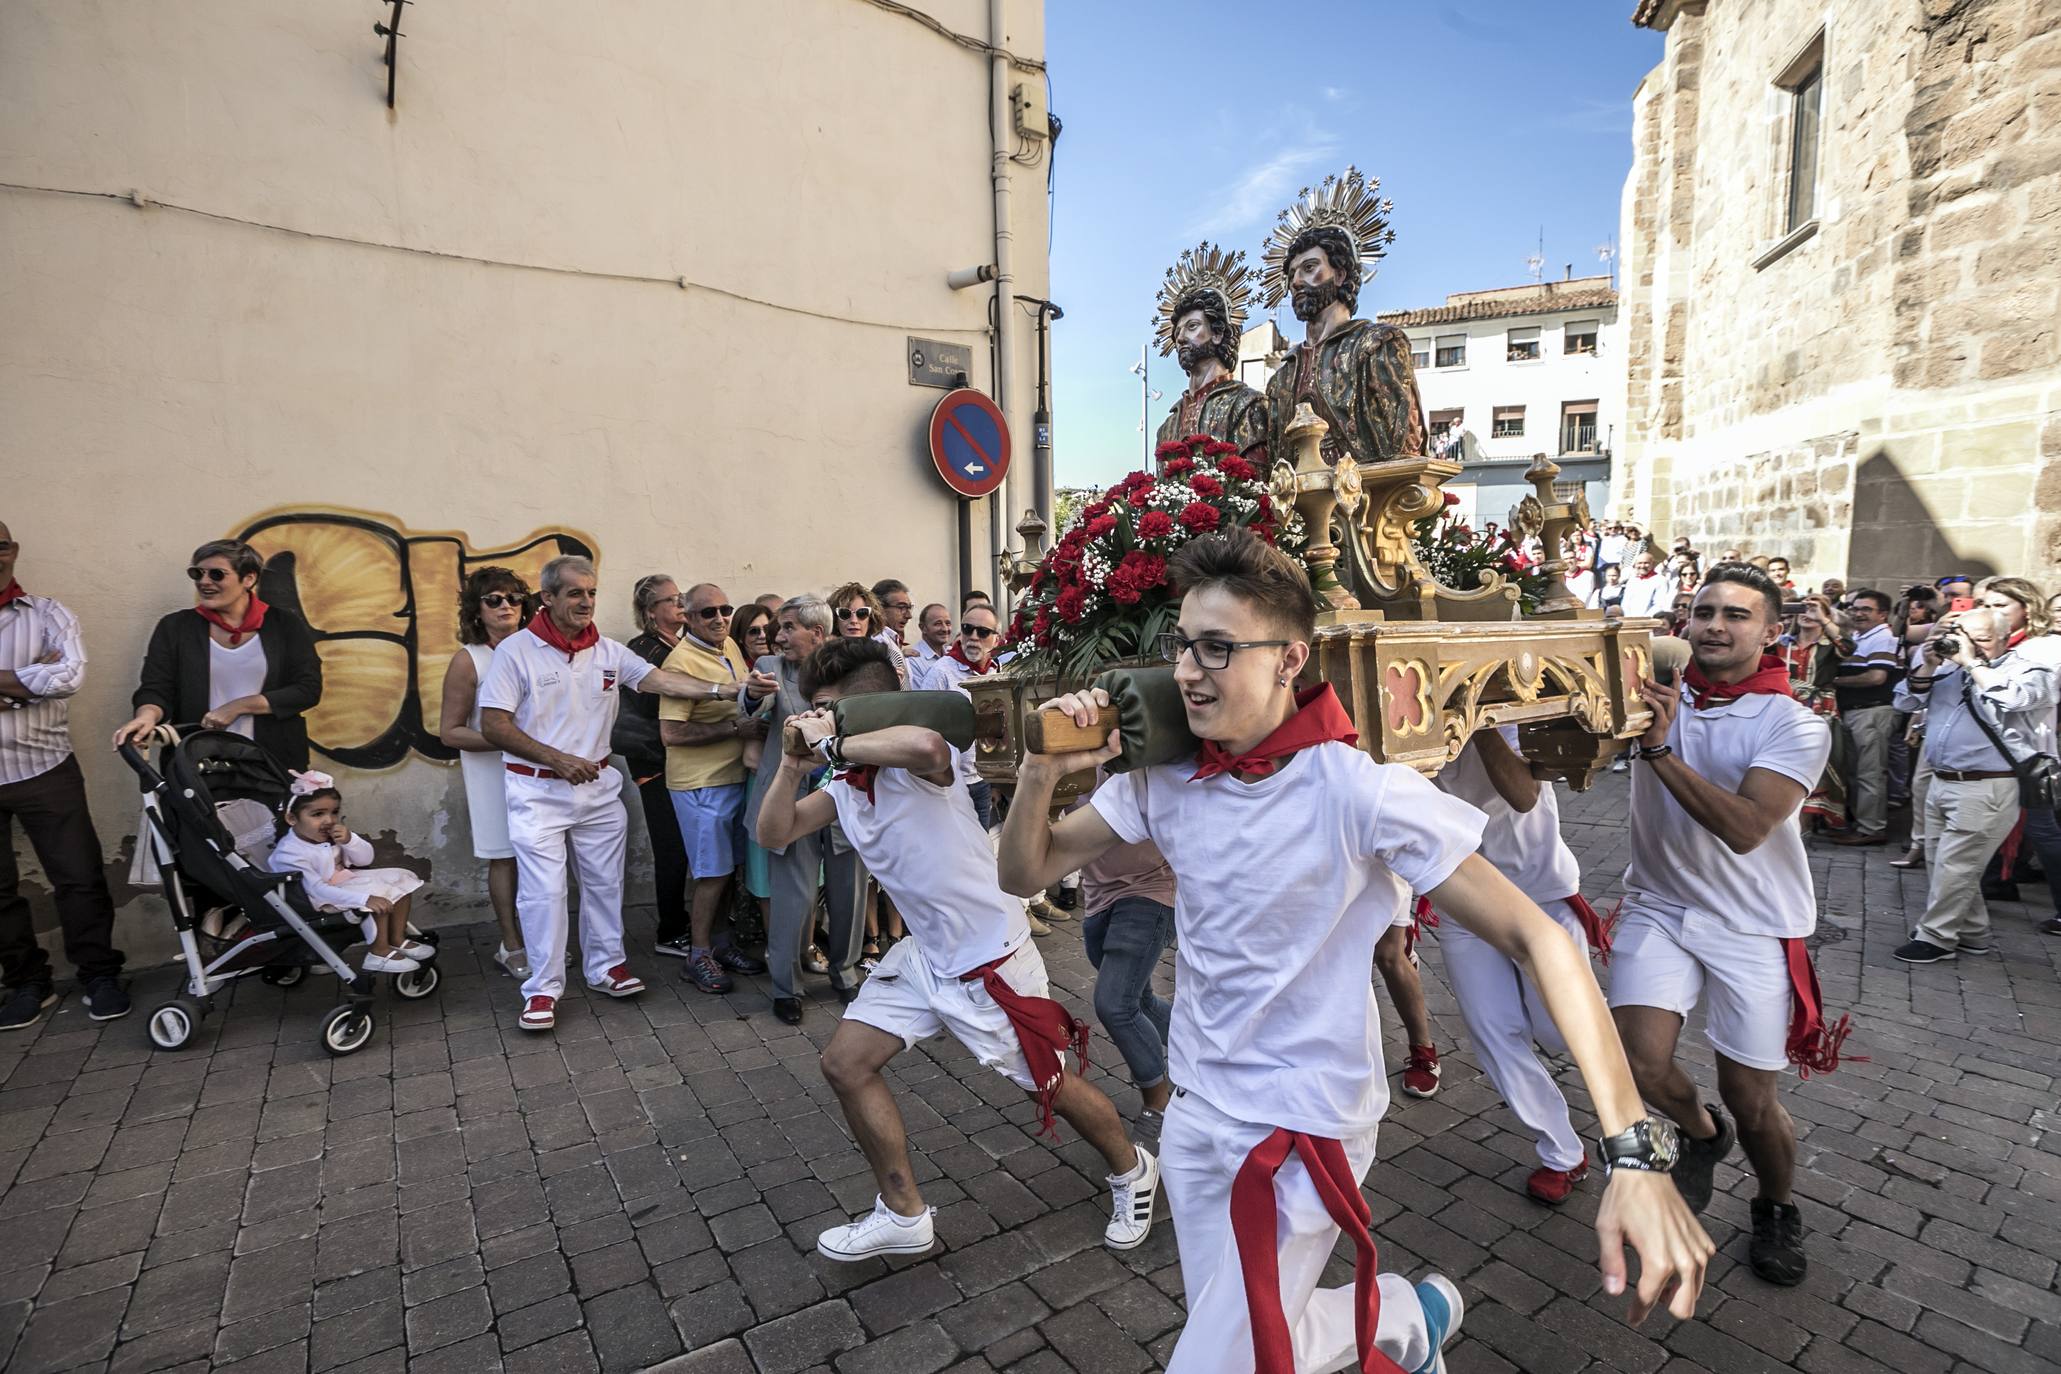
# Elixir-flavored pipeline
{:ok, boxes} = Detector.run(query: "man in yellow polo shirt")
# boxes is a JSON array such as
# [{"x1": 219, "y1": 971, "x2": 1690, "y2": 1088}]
[{"x1": 659, "y1": 583, "x2": 766, "y2": 993}]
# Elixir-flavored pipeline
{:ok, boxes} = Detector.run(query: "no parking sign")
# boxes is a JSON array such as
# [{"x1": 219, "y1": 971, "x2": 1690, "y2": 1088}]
[{"x1": 928, "y1": 388, "x2": 1011, "y2": 500}]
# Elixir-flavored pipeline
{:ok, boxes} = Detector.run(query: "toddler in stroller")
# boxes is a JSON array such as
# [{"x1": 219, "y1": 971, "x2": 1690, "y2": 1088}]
[{"x1": 270, "y1": 772, "x2": 431, "y2": 974}]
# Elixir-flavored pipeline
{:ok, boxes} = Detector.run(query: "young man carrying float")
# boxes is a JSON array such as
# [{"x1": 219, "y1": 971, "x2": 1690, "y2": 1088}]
[
  {"x1": 755, "y1": 637, "x2": 1157, "y2": 1263},
  {"x1": 999, "y1": 529, "x2": 1711, "y2": 1374},
  {"x1": 1614, "y1": 562, "x2": 1845, "y2": 1286}
]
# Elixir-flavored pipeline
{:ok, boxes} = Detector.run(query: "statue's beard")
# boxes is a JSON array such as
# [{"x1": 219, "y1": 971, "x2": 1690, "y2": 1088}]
[
  {"x1": 1291, "y1": 281, "x2": 1343, "y2": 322},
  {"x1": 1176, "y1": 340, "x2": 1215, "y2": 374}
]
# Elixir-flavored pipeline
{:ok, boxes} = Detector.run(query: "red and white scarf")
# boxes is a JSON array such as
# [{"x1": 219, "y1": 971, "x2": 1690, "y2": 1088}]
[{"x1": 945, "y1": 642, "x2": 995, "y2": 674}]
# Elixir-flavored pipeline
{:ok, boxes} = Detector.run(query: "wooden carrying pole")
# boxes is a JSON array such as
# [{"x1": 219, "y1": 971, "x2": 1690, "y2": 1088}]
[{"x1": 1023, "y1": 705, "x2": 1121, "y2": 754}]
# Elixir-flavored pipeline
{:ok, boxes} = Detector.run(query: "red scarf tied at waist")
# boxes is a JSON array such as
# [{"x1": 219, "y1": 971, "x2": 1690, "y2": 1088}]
[
  {"x1": 1682, "y1": 654, "x2": 1795, "y2": 707},
  {"x1": 0, "y1": 580, "x2": 26, "y2": 610},
  {"x1": 1414, "y1": 892, "x2": 1616, "y2": 962},
  {"x1": 1231, "y1": 1130, "x2": 1407, "y2": 1374},
  {"x1": 195, "y1": 596, "x2": 268, "y2": 648},
  {"x1": 527, "y1": 609, "x2": 598, "y2": 662},
  {"x1": 946, "y1": 642, "x2": 995, "y2": 674},
  {"x1": 1678, "y1": 654, "x2": 1861, "y2": 1074},
  {"x1": 958, "y1": 953, "x2": 1089, "y2": 1139},
  {"x1": 1192, "y1": 683, "x2": 1358, "y2": 782}
]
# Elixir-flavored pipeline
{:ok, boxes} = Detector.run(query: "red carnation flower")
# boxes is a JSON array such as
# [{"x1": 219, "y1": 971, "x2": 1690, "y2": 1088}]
[
  {"x1": 1190, "y1": 473, "x2": 1223, "y2": 498},
  {"x1": 1118, "y1": 550, "x2": 1166, "y2": 588},
  {"x1": 1179, "y1": 501, "x2": 1221, "y2": 533},
  {"x1": 1204, "y1": 440, "x2": 1236, "y2": 457},
  {"x1": 1055, "y1": 585, "x2": 1088, "y2": 623},
  {"x1": 1085, "y1": 514, "x2": 1119, "y2": 540},
  {"x1": 1442, "y1": 490, "x2": 1461, "y2": 507},
  {"x1": 1218, "y1": 455, "x2": 1257, "y2": 482},
  {"x1": 1183, "y1": 433, "x2": 1213, "y2": 448},
  {"x1": 1129, "y1": 485, "x2": 1154, "y2": 508},
  {"x1": 1031, "y1": 608, "x2": 1053, "y2": 638},
  {"x1": 1136, "y1": 509, "x2": 1174, "y2": 540},
  {"x1": 1081, "y1": 501, "x2": 1111, "y2": 523},
  {"x1": 1154, "y1": 440, "x2": 1185, "y2": 459},
  {"x1": 1162, "y1": 457, "x2": 1197, "y2": 478}
]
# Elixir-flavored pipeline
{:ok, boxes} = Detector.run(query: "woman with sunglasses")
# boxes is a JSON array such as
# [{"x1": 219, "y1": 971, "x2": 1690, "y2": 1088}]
[
  {"x1": 437, "y1": 568, "x2": 537, "y2": 979},
  {"x1": 727, "y1": 601, "x2": 780, "y2": 948},
  {"x1": 612, "y1": 575, "x2": 696, "y2": 959},
  {"x1": 114, "y1": 540, "x2": 323, "y2": 770}
]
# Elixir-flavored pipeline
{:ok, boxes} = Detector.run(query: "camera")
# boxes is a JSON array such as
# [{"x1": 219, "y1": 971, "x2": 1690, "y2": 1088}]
[{"x1": 1934, "y1": 634, "x2": 1963, "y2": 658}]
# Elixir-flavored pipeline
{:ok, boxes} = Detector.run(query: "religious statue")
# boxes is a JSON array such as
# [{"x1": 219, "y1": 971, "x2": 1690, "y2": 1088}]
[
  {"x1": 1152, "y1": 243, "x2": 1268, "y2": 465},
  {"x1": 1259, "y1": 167, "x2": 1428, "y2": 468}
]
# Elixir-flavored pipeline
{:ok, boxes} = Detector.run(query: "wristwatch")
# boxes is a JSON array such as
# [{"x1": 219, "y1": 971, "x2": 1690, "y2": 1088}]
[
  {"x1": 1632, "y1": 742, "x2": 1674, "y2": 762},
  {"x1": 1596, "y1": 1117, "x2": 1680, "y2": 1174}
]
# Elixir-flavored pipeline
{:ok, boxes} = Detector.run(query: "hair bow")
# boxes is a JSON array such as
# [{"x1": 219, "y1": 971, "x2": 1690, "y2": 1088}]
[{"x1": 289, "y1": 770, "x2": 336, "y2": 798}]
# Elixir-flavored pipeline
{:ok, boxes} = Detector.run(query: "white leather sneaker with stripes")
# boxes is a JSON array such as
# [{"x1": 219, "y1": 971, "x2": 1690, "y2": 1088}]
[{"x1": 1104, "y1": 1145, "x2": 1159, "y2": 1250}]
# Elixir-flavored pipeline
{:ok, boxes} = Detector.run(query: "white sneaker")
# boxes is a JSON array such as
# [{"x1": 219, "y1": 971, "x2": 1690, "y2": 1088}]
[
  {"x1": 816, "y1": 1197, "x2": 936, "y2": 1262},
  {"x1": 1104, "y1": 1145, "x2": 1159, "y2": 1250},
  {"x1": 495, "y1": 945, "x2": 530, "y2": 980},
  {"x1": 362, "y1": 951, "x2": 421, "y2": 974}
]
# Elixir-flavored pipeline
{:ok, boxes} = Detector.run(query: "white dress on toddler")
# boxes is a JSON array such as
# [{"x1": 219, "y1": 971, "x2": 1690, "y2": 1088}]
[{"x1": 270, "y1": 831, "x2": 424, "y2": 920}]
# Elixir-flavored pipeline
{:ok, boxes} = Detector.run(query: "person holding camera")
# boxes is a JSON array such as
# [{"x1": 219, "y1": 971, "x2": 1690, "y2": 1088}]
[{"x1": 1892, "y1": 607, "x2": 2059, "y2": 963}]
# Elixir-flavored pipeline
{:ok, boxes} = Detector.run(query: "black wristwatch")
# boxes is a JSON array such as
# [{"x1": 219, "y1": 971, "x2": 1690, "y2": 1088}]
[
  {"x1": 1596, "y1": 1117, "x2": 1680, "y2": 1174},
  {"x1": 1632, "y1": 742, "x2": 1674, "y2": 762}
]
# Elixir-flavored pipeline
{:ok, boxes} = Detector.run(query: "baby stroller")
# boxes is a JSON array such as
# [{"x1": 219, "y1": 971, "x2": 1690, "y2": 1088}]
[{"x1": 119, "y1": 727, "x2": 440, "y2": 1055}]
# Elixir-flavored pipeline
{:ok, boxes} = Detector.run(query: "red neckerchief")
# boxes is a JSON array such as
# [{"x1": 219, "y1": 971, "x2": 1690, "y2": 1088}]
[
  {"x1": 527, "y1": 609, "x2": 598, "y2": 662},
  {"x1": 0, "y1": 580, "x2": 25, "y2": 610},
  {"x1": 1781, "y1": 939, "x2": 1861, "y2": 1077},
  {"x1": 1191, "y1": 684, "x2": 1358, "y2": 781},
  {"x1": 1232, "y1": 1130, "x2": 1406, "y2": 1374},
  {"x1": 835, "y1": 766, "x2": 877, "y2": 804},
  {"x1": 195, "y1": 596, "x2": 268, "y2": 648},
  {"x1": 946, "y1": 642, "x2": 995, "y2": 674},
  {"x1": 1683, "y1": 654, "x2": 1794, "y2": 707},
  {"x1": 958, "y1": 953, "x2": 1090, "y2": 1139},
  {"x1": 2007, "y1": 629, "x2": 2027, "y2": 648}
]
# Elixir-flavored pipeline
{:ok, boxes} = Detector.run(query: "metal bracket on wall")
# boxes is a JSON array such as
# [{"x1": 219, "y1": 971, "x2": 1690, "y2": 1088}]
[{"x1": 374, "y1": 0, "x2": 410, "y2": 110}]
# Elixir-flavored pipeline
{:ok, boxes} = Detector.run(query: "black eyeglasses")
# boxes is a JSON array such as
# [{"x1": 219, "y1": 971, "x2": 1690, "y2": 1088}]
[
  {"x1": 186, "y1": 567, "x2": 232, "y2": 583},
  {"x1": 695, "y1": 604, "x2": 734, "y2": 620},
  {"x1": 479, "y1": 592, "x2": 524, "y2": 609},
  {"x1": 1156, "y1": 632, "x2": 1288, "y2": 671},
  {"x1": 884, "y1": 601, "x2": 914, "y2": 613},
  {"x1": 960, "y1": 624, "x2": 997, "y2": 640},
  {"x1": 836, "y1": 607, "x2": 872, "y2": 621}
]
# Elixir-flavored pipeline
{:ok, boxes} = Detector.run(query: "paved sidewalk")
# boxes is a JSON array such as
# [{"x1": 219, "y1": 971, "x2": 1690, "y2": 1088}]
[{"x1": 2, "y1": 772, "x2": 2058, "y2": 1373}]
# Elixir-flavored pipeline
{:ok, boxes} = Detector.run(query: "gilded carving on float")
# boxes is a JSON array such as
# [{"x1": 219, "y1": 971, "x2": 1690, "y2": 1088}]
[{"x1": 233, "y1": 509, "x2": 597, "y2": 768}]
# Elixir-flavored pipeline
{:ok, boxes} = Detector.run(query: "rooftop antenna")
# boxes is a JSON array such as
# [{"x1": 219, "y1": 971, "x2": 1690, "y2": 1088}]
[
  {"x1": 1525, "y1": 226, "x2": 1544, "y2": 284},
  {"x1": 1596, "y1": 236, "x2": 1617, "y2": 289}
]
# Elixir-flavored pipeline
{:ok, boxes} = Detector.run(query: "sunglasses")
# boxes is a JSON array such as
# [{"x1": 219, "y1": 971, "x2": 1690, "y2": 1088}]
[
  {"x1": 695, "y1": 604, "x2": 735, "y2": 620},
  {"x1": 186, "y1": 567, "x2": 235, "y2": 583},
  {"x1": 960, "y1": 624, "x2": 997, "y2": 639},
  {"x1": 836, "y1": 607, "x2": 872, "y2": 621},
  {"x1": 479, "y1": 592, "x2": 524, "y2": 609}
]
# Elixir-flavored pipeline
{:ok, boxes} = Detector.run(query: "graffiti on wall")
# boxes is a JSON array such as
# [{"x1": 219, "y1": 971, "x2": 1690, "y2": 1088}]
[{"x1": 235, "y1": 509, "x2": 597, "y2": 769}]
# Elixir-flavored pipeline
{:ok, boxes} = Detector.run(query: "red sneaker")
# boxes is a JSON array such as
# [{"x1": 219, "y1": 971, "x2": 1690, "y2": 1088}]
[
  {"x1": 519, "y1": 995, "x2": 556, "y2": 1031},
  {"x1": 1400, "y1": 1044, "x2": 1441, "y2": 1098},
  {"x1": 1526, "y1": 1159, "x2": 1590, "y2": 1205},
  {"x1": 587, "y1": 964, "x2": 646, "y2": 998}
]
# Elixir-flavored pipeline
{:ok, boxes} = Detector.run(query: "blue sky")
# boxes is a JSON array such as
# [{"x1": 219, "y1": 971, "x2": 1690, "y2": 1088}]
[{"x1": 1045, "y1": 0, "x2": 1662, "y2": 488}]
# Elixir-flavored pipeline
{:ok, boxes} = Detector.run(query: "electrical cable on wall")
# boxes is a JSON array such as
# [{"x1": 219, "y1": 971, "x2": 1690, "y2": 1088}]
[{"x1": 0, "y1": 180, "x2": 990, "y2": 338}]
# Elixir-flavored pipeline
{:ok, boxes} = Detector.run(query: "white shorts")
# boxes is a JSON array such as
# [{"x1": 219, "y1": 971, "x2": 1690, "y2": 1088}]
[
  {"x1": 845, "y1": 937, "x2": 1046, "y2": 1090},
  {"x1": 1607, "y1": 902, "x2": 1792, "y2": 1072}
]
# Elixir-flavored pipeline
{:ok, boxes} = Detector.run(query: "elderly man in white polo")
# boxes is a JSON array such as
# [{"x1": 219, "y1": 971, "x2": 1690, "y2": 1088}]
[{"x1": 479, "y1": 555, "x2": 739, "y2": 1031}]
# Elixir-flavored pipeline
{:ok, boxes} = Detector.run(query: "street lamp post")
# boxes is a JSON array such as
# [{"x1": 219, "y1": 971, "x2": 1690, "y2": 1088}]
[{"x1": 1129, "y1": 345, "x2": 1163, "y2": 468}]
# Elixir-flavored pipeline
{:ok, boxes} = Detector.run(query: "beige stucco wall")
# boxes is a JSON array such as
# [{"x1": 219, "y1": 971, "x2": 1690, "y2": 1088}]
[
  {"x1": 1617, "y1": 0, "x2": 2061, "y2": 590},
  {"x1": 1, "y1": 0, "x2": 1050, "y2": 965}
]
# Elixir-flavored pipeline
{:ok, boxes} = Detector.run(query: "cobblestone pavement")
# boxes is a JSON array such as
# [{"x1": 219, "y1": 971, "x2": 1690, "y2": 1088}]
[{"x1": 2, "y1": 772, "x2": 2059, "y2": 1374}]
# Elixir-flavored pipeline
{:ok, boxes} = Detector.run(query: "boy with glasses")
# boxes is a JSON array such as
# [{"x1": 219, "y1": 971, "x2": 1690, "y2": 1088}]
[
  {"x1": 658, "y1": 583, "x2": 767, "y2": 993},
  {"x1": 999, "y1": 529, "x2": 1711, "y2": 1374}
]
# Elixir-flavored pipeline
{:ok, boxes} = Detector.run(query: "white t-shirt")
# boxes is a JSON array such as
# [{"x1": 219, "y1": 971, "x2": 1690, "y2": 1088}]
[
  {"x1": 476, "y1": 627, "x2": 653, "y2": 765},
  {"x1": 1566, "y1": 570, "x2": 1597, "y2": 606},
  {"x1": 1090, "y1": 743, "x2": 1486, "y2": 1137},
  {"x1": 1432, "y1": 727, "x2": 1581, "y2": 904},
  {"x1": 1621, "y1": 573, "x2": 1672, "y2": 619},
  {"x1": 207, "y1": 635, "x2": 269, "y2": 739},
  {"x1": 828, "y1": 747, "x2": 1028, "y2": 978},
  {"x1": 1624, "y1": 690, "x2": 1830, "y2": 938}
]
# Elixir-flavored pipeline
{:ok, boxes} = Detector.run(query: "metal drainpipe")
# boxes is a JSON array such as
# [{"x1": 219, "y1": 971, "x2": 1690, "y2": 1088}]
[{"x1": 987, "y1": 0, "x2": 1015, "y2": 610}]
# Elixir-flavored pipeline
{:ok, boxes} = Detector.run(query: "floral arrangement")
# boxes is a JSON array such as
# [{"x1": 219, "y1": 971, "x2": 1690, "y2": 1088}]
[
  {"x1": 1412, "y1": 492, "x2": 1552, "y2": 612},
  {"x1": 1004, "y1": 434, "x2": 1303, "y2": 681}
]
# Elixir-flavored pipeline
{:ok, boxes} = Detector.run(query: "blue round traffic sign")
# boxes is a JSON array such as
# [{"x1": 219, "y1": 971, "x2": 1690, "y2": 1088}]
[{"x1": 928, "y1": 388, "x2": 1012, "y2": 499}]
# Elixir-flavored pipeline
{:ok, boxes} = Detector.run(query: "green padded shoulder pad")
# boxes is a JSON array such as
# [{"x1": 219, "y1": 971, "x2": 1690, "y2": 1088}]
[
  {"x1": 1092, "y1": 666, "x2": 1200, "y2": 774},
  {"x1": 831, "y1": 691, "x2": 977, "y2": 751}
]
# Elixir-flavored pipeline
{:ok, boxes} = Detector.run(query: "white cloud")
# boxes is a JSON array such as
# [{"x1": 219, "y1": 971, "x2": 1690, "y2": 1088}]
[
  {"x1": 1321, "y1": 85, "x2": 1348, "y2": 103},
  {"x1": 1182, "y1": 134, "x2": 1338, "y2": 239}
]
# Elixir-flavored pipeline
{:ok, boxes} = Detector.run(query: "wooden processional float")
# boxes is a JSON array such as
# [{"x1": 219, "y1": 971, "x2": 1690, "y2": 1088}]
[{"x1": 969, "y1": 410, "x2": 1665, "y2": 802}]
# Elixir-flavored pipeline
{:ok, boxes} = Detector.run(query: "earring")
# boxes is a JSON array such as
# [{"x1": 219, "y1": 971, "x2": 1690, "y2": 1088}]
[{"x1": 1277, "y1": 676, "x2": 1287, "y2": 687}]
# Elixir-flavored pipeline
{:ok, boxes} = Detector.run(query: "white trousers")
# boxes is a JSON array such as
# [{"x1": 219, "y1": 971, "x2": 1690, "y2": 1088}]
[
  {"x1": 1162, "y1": 1089, "x2": 1430, "y2": 1374},
  {"x1": 1436, "y1": 898, "x2": 1587, "y2": 1171},
  {"x1": 505, "y1": 770, "x2": 629, "y2": 1000}
]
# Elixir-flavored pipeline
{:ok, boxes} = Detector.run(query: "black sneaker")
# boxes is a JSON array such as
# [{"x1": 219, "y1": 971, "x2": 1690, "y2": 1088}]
[
  {"x1": 0, "y1": 982, "x2": 56, "y2": 1032},
  {"x1": 833, "y1": 984, "x2": 859, "y2": 1005},
  {"x1": 1671, "y1": 1103, "x2": 1735, "y2": 1215},
  {"x1": 2041, "y1": 917, "x2": 2061, "y2": 936},
  {"x1": 1749, "y1": 1197, "x2": 1808, "y2": 1285},
  {"x1": 1894, "y1": 938, "x2": 1956, "y2": 964},
  {"x1": 653, "y1": 937, "x2": 694, "y2": 960},
  {"x1": 1957, "y1": 937, "x2": 1993, "y2": 955},
  {"x1": 84, "y1": 977, "x2": 131, "y2": 1022},
  {"x1": 714, "y1": 946, "x2": 767, "y2": 975},
  {"x1": 772, "y1": 997, "x2": 803, "y2": 1026},
  {"x1": 682, "y1": 951, "x2": 733, "y2": 994}
]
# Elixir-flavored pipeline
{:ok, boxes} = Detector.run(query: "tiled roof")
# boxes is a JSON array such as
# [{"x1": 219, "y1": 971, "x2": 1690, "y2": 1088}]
[{"x1": 1377, "y1": 285, "x2": 1618, "y2": 328}]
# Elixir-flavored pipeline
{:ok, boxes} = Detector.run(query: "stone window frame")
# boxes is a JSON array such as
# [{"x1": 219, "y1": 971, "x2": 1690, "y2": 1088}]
[
  {"x1": 1491, "y1": 404, "x2": 1526, "y2": 439},
  {"x1": 1756, "y1": 27, "x2": 1828, "y2": 271}
]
